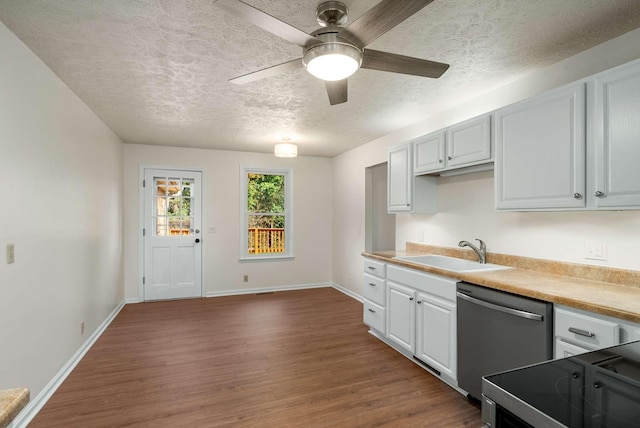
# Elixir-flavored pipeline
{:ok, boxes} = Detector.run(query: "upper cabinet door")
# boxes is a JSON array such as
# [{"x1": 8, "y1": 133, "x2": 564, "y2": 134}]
[
  {"x1": 414, "y1": 131, "x2": 446, "y2": 174},
  {"x1": 495, "y1": 83, "x2": 586, "y2": 210},
  {"x1": 387, "y1": 143, "x2": 412, "y2": 212},
  {"x1": 593, "y1": 61, "x2": 640, "y2": 209},
  {"x1": 446, "y1": 115, "x2": 491, "y2": 168}
]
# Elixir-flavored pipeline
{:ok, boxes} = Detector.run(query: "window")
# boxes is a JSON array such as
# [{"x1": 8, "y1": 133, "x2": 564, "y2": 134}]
[{"x1": 240, "y1": 167, "x2": 293, "y2": 260}]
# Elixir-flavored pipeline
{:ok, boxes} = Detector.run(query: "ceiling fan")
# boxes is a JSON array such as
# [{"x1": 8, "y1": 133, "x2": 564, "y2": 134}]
[{"x1": 215, "y1": 0, "x2": 450, "y2": 105}]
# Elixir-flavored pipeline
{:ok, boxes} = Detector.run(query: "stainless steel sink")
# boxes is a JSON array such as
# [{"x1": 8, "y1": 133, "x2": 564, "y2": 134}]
[{"x1": 394, "y1": 255, "x2": 511, "y2": 273}]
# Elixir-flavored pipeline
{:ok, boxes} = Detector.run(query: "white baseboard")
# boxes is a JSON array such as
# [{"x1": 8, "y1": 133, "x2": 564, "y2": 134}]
[
  {"x1": 125, "y1": 297, "x2": 141, "y2": 304},
  {"x1": 330, "y1": 282, "x2": 363, "y2": 302},
  {"x1": 205, "y1": 282, "x2": 332, "y2": 297},
  {"x1": 12, "y1": 300, "x2": 126, "y2": 428}
]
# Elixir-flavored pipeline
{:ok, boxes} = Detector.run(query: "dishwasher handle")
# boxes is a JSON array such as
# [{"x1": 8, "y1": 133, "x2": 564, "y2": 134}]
[{"x1": 456, "y1": 292, "x2": 544, "y2": 322}]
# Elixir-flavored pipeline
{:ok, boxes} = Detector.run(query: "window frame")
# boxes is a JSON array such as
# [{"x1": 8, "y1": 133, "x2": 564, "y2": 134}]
[{"x1": 239, "y1": 166, "x2": 294, "y2": 261}]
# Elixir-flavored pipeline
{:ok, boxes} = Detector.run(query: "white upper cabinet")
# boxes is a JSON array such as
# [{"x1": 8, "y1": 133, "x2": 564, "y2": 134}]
[
  {"x1": 495, "y1": 83, "x2": 586, "y2": 210},
  {"x1": 413, "y1": 115, "x2": 492, "y2": 175},
  {"x1": 446, "y1": 114, "x2": 492, "y2": 168},
  {"x1": 388, "y1": 143, "x2": 438, "y2": 213},
  {"x1": 414, "y1": 131, "x2": 446, "y2": 174},
  {"x1": 592, "y1": 60, "x2": 640, "y2": 209},
  {"x1": 388, "y1": 143, "x2": 412, "y2": 212}
]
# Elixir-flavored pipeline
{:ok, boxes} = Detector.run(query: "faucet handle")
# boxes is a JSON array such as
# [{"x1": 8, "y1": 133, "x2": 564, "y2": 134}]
[{"x1": 475, "y1": 238, "x2": 486, "y2": 250}]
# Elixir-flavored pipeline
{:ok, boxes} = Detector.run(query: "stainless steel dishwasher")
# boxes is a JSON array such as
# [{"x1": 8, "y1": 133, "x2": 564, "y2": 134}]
[{"x1": 457, "y1": 282, "x2": 553, "y2": 401}]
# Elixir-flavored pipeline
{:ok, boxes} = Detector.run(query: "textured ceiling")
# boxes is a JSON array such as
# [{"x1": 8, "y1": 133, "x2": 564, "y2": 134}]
[{"x1": 2, "y1": 0, "x2": 640, "y2": 157}]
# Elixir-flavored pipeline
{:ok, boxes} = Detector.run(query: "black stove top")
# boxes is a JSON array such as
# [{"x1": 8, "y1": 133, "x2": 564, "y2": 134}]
[{"x1": 483, "y1": 340, "x2": 640, "y2": 427}]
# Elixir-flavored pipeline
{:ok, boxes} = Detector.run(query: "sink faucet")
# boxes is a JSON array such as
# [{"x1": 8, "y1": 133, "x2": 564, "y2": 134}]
[{"x1": 458, "y1": 239, "x2": 487, "y2": 264}]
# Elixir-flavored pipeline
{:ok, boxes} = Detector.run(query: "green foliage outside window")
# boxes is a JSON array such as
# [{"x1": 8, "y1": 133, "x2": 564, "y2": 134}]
[{"x1": 248, "y1": 173, "x2": 285, "y2": 228}]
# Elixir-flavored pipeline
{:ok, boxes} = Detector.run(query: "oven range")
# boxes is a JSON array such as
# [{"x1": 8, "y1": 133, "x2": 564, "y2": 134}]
[{"x1": 482, "y1": 340, "x2": 640, "y2": 427}]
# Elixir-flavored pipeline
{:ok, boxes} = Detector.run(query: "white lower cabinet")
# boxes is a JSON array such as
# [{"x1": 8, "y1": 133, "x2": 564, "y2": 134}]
[
  {"x1": 416, "y1": 293, "x2": 456, "y2": 381},
  {"x1": 363, "y1": 258, "x2": 387, "y2": 335},
  {"x1": 386, "y1": 281, "x2": 416, "y2": 354},
  {"x1": 554, "y1": 305, "x2": 640, "y2": 359},
  {"x1": 383, "y1": 264, "x2": 458, "y2": 384}
]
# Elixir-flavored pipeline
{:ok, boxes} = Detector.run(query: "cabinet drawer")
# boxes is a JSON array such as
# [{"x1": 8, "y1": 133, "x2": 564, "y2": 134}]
[
  {"x1": 364, "y1": 301, "x2": 386, "y2": 334},
  {"x1": 555, "y1": 307, "x2": 619, "y2": 350},
  {"x1": 555, "y1": 338, "x2": 590, "y2": 359},
  {"x1": 387, "y1": 265, "x2": 456, "y2": 302},
  {"x1": 364, "y1": 259, "x2": 386, "y2": 278},
  {"x1": 363, "y1": 273, "x2": 385, "y2": 306}
]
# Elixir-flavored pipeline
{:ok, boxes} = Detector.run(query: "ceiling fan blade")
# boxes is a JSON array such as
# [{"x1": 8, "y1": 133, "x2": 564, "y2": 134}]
[
  {"x1": 325, "y1": 79, "x2": 348, "y2": 105},
  {"x1": 215, "y1": 0, "x2": 321, "y2": 48},
  {"x1": 338, "y1": 0, "x2": 435, "y2": 47},
  {"x1": 361, "y1": 49, "x2": 449, "y2": 78},
  {"x1": 229, "y1": 58, "x2": 304, "y2": 85}
]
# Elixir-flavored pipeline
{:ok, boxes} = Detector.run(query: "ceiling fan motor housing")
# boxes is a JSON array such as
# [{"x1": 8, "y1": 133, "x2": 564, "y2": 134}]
[{"x1": 316, "y1": 1, "x2": 349, "y2": 27}]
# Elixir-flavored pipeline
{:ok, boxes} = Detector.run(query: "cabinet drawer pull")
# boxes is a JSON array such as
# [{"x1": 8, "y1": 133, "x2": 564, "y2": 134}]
[
  {"x1": 368, "y1": 283, "x2": 376, "y2": 287},
  {"x1": 569, "y1": 327, "x2": 595, "y2": 338},
  {"x1": 595, "y1": 191, "x2": 605, "y2": 197},
  {"x1": 368, "y1": 266, "x2": 376, "y2": 270},
  {"x1": 573, "y1": 193, "x2": 582, "y2": 199},
  {"x1": 368, "y1": 308, "x2": 376, "y2": 313}
]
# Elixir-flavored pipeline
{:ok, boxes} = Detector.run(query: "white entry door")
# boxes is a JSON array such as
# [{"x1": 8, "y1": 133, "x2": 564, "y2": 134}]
[{"x1": 143, "y1": 169, "x2": 202, "y2": 301}]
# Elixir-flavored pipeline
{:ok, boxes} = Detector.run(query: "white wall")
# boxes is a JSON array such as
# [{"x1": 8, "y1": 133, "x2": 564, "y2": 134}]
[
  {"x1": 333, "y1": 28, "x2": 640, "y2": 296},
  {"x1": 124, "y1": 144, "x2": 333, "y2": 299},
  {"x1": 0, "y1": 21, "x2": 124, "y2": 397}
]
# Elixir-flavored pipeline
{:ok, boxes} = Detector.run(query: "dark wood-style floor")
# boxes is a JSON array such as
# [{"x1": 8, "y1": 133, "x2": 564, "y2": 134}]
[{"x1": 30, "y1": 288, "x2": 481, "y2": 427}]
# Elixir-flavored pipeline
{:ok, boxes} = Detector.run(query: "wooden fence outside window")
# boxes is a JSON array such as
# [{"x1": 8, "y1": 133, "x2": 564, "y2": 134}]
[{"x1": 248, "y1": 228, "x2": 285, "y2": 254}]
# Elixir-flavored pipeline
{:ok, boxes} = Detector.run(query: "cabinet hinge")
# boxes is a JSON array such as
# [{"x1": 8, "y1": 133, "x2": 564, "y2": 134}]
[
  {"x1": 143, "y1": 228, "x2": 146, "y2": 236},
  {"x1": 143, "y1": 276, "x2": 145, "y2": 285},
  {"x1": 143, "y1": 179, "x2": 146, "y2": 187}
]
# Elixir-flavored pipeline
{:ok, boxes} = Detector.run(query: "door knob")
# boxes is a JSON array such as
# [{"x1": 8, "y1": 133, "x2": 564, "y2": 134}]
[{"x1": 195, "y1": 238, "x2": 200, "y2": 243}]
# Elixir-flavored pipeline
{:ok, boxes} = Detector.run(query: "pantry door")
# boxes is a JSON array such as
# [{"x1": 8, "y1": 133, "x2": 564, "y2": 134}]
[{"x1": 143, "y1": 169, "x2": 202, "y2": 301}]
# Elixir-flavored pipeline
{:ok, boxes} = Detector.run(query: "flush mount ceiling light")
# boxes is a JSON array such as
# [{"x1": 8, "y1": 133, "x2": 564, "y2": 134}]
[{"x1": 274, "y1": 142, "x2": 298, "y2": 158}]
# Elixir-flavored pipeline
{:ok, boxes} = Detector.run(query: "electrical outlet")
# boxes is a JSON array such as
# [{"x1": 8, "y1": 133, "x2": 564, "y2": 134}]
[
  {"x1": 6, "y1": 244, "x2": 14, "y2": 264},
  {"x1": 80, "y1": 321, "x2": 85, "y2": 335},
  {"x1": 243, "y1": 275, "x2": 249, "y2": 283},
  {"x1": 585, "y1": 240, "x2": 607, "y2": 261}
]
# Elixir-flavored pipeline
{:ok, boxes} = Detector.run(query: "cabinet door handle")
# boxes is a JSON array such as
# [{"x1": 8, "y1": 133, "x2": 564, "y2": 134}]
[
  {"x1": 595, "y1": 191, "x2": 605, "y2": 197},
  {"x1": 438, "y1": 159, "x2": 443, "y2": 163},
  {"x1": 368, "y1": 308, "x2": 376, "y2": 313},
  {"x1": 409, "y1": 297, "x2": 414, "y2": 301},
  {"x1": 368, "y1": 283, "x2": 376, "y2": 287},
  {"x1": 406, "y1": 203, "x2": 410, "y2": 207},
  {"x1": 417, "y1": 300, "x2": 422, "y2": 304},
  {"x1": 573, "y1": 193, "x2": 582, "y2": 199},
  {"x1": 447, "y1": 156, "x2": 452, "y2": 160},
  {"x1": 569, "y1": 327, "x2": 595, "y2": 338}
]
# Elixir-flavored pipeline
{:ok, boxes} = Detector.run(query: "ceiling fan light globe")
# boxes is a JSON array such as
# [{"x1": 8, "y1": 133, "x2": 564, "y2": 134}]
[{"x1": 303, "y1": 43, "x2": 362, "y2": 81}]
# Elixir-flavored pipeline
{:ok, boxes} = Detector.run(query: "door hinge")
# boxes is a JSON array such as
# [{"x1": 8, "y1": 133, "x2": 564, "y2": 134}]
[
  {"x1": 143, "y1": 276, "x2": 145, "y2": 285},
  {"x1": 143, "y1": 179, "x2": 146, "y2": 187},
  {"x1": 143, "y1": 228, "x2": 146, "y2": 236}
]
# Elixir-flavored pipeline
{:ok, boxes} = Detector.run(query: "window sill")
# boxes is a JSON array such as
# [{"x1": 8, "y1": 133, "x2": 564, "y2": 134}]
[{"x1": 239, "y1": 255, "x2": 295, "y2": 262}]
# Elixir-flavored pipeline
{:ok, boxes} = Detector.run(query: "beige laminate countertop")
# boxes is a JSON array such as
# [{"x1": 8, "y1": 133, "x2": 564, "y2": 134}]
[
  {"x1": 364, "y1": 249, "x2": 640, "y2": 324},
  {"x1": 0, "y1": 388, "x2": 28, "y2": 428}
]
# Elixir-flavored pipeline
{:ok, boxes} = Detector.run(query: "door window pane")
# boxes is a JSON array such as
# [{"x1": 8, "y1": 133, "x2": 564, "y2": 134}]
[{"x1": 154, "y1": 177, "x2": 195, "y2": 236}]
